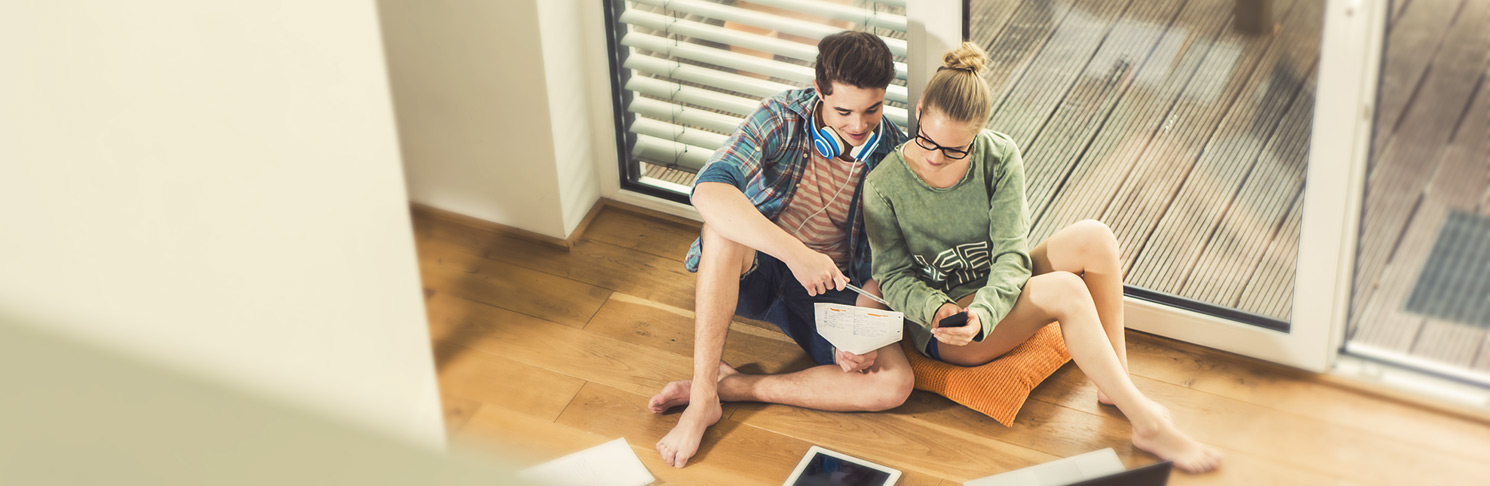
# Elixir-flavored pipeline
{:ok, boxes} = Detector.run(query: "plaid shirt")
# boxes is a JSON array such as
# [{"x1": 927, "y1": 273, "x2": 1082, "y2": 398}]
[{"x1": 684, "y1": 88, "x2": 906, "y2": 285}]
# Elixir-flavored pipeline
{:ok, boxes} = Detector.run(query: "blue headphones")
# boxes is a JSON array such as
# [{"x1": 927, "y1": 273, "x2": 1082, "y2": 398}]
[{"x1": 808, "y1": 101, "x2": 881, "y2": 162}]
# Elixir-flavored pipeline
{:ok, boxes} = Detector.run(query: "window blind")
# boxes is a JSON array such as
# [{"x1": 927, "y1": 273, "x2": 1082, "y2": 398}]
[{"x1": 611, "y1": 0, "x2": 909, "y2": 191}]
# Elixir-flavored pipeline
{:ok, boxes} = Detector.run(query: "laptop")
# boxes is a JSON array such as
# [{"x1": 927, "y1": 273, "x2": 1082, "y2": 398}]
[
  {"x1": 1063, "y1": 461, "x2": 1172, "y2": 486},
  {"x1": 964, "y1": 449, "x2": 1171, "y2": 486}
]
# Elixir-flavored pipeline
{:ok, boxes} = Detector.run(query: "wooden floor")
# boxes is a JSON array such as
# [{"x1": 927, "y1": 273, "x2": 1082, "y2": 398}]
[{"x1": 414, "y1": 204, "x2": 1490, "y2": 485}]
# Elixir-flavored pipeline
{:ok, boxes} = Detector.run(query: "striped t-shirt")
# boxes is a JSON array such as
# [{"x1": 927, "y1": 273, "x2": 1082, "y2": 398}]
[{"x1": 776, "y1": 150, "x2": 864, "y2": 272}]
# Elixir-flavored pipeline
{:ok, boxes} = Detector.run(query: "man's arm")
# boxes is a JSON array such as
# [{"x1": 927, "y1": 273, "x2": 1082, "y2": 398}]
[{"x1": 693, "y1": 182, "x2": 847, "y2": 296}]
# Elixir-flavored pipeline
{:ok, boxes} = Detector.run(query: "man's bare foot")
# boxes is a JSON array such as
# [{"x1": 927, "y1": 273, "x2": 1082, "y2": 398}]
[
  {"x1": 647, "y1": 363, "x2": 738, "y2": 414},
  {"x1": 656, "y1": 397, "x2": 722, "y2": 468},
  {"x1": 1129, "y1": 401, "x2": 1222, "y2": 473}
]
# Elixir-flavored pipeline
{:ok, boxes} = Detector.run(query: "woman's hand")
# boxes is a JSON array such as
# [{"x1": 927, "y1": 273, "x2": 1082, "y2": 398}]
[
  {"x1": 931, "y1": 303, "x2": 981, "y2": 347},
  {"x1": 931, "y1": 302, "x2": 961, "y2": 325}
]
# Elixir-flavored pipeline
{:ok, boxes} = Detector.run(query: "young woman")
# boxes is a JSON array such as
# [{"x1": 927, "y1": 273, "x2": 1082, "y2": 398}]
[{"x1": 862, "y1": 42, "x2": 1222, "y2": 473}]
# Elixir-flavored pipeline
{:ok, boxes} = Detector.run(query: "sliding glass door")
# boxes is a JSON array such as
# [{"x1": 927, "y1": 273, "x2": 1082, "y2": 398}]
[{"x1": 1342, "y1": 0, "x2": 1490, "y2": 386}]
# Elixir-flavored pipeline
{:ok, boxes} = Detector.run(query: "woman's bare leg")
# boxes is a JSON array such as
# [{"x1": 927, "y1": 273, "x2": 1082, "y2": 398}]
[
  {"x1": 1030, "y1": 220, "x2": 1128, "y2": 404},
  {"x1": 935, "y1": 272, "x2": 1221, "y2": 473}
]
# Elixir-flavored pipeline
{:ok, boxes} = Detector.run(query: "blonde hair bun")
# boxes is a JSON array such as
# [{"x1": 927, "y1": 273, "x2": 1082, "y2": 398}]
[{"x1": 942, "y1": 42, "x2": 988, "y2": 74}]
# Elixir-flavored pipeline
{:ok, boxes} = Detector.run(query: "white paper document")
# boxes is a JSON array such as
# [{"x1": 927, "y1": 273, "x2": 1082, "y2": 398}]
[
  {"x1": 813, "y1": 303, "x2": 903, "y2": 355},
  {"x1": 517, "y1": 437, "x2": 655, "y2": 486}
]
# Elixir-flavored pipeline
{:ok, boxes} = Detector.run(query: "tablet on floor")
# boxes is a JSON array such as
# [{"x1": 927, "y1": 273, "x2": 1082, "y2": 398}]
[{"x1": 783, "y1": 445, "x2": 901, "y2": 486}]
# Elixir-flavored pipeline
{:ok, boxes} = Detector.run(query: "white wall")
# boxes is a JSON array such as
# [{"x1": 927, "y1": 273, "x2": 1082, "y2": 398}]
[
  {"x1": 382, "y1": 0, "x2": 613, "y2": 240},
  {"x1": 0, "y1": 0, "x2": 445, "y2": 449}
]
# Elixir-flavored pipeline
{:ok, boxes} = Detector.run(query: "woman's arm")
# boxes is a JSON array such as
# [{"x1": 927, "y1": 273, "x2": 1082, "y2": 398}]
[
  {"x1": 964, "y1": 134, "x2": 1034, "y2": 341},
  {"x1": 864, "y1": 181, "x2": 953, "y2": 327}
]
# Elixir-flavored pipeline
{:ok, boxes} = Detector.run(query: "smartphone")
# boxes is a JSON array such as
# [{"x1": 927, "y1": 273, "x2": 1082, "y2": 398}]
[{"x1": 938, "y1": 311, "x2": 968, "y2": 328}]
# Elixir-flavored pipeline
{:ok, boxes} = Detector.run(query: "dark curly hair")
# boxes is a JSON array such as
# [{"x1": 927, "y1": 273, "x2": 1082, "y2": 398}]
[{"x1": 814, "y1": 31, "x2": 895, "y2": 95}]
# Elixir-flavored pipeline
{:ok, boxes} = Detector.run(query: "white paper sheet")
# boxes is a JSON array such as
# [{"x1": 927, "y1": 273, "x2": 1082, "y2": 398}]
[
  {"x1": 814, "y1": 303, "x2": 903, "y2": 355},
  {"x1": 517, "y1": 437, "x2": 655, "y2": 486}
]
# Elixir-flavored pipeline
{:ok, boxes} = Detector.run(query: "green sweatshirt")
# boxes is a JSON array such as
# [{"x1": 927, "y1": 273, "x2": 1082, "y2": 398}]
[{"x1": 863, "y1": 129, "x2": 1032, "y2": 355}]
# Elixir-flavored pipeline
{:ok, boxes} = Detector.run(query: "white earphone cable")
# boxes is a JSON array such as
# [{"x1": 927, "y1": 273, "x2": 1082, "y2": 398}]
[{"x1": 788, "y1": 156, "x2": 863, "y2": 238}]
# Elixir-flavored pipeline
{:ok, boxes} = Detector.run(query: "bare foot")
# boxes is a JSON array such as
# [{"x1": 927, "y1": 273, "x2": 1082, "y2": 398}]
[
  {"x1": 1129, "y1": 401, "x2": 1222, "y2": 473},
  {"x1": 647, "y1": 363, "x2": 737, "y2": 414},
  {"x1": 656, "y1": 397, "x2": 722, "y2": 468}
]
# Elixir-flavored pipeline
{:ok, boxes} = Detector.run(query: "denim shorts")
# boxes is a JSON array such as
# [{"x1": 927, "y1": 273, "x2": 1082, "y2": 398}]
[
  {"x1": 735, "y1": 253, "x2": 857, "y2": 366},
  {"x1": 924, "y1": 337, "x2": 943, "y2": 361}
]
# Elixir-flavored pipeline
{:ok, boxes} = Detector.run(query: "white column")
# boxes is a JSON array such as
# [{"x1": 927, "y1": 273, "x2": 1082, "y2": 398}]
[{"x1": 906, "y1": 0, "x2": 963, "y2": 129}]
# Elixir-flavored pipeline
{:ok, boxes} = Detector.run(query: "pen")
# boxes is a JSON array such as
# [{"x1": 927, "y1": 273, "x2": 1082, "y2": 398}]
[{"x1": 843, "y1": 283, "x2": 890, "y2": 307}]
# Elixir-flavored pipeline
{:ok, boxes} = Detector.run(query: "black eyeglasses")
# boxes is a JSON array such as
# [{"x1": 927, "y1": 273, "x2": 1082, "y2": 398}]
[{"x1": 914, "y1": 126, "x2": 970, "y2": 160}]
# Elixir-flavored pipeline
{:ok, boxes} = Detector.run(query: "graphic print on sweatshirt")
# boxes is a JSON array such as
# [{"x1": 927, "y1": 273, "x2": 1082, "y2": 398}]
[{"x1": 913, "y1": 241, "x2": 991, "y2": 291}]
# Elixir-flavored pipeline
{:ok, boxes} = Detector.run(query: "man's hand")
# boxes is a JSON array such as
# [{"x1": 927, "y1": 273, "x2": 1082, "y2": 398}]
[
  {"x1": 836, "y1": 348, "x2": 877, "y2": 373},
  {"x1": 785, "y1": 247, "x2": 848, "y2": 296},
  {"x1": 931, "y1": 302, "x2": 980, "y2": 347}
]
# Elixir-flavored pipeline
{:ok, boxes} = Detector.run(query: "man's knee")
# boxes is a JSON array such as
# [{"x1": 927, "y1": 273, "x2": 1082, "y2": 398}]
[
  {"x1": 700, "y1": 224, "x2": 756, "y2": 276},
  {"x1": 862, "y1": 364, "x2": 915, "y2": 411}
]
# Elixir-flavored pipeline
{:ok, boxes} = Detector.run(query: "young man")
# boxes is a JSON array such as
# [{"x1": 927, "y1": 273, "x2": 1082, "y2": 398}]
[{"x1": 648, "y1": 31, "x2": 912, "y2": 469}]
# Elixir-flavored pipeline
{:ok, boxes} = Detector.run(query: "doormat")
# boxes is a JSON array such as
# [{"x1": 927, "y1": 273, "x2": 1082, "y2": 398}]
[{"x1": 1404, "y1": 210, "x2": 1490, "y2": 328}]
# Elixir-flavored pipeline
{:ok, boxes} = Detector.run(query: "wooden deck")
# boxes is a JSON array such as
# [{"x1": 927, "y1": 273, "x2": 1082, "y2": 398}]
[
  {"x1": 1346, "y1": 0, "x2": 1489, "y2": 371},
  {"x1": 636, "y1": 0, "x2": 1490, "y2": 370},
  {"x1": 972, "y1": 0, "x2": 1489, "y2": 370},
  {"x1": 972, "y1": 0, "x2": 1322, "y2": 322},
  {"x1": 413, "y1": 204, "x2": 1490, "y2": 485}
]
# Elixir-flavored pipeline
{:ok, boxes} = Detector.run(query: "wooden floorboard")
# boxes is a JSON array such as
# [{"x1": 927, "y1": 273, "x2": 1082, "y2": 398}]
[
  {"x1": 455, "y1": 402, "x2": 610, "y2": 465},
  {"x1": 1177, "y1": 66, "x2": 1316, "y2": 311},
  {"x1": 1126, "y1": 0, "x2": 1317, "y2": 293},
  {"x1": 584, "y1": 205, "x2": 699, "y2": 263},
  {"x1": 967, "y1": 0, "x2": 1025, "y2": 53},
  {"x1": 1370, "y1": 0, "x2": 1467, "y2": 162},
  {"x1": 1475, "y1": 335, "x2": 1490, "y2": 372},
  {"x1": 980, "y1": 0, "x2": 1079, "y2": 111},
  {"x1": 1118, "y1": 332, "x2": 1490, "y2": 461},
  {"x1": 1401, "y1": 143, "x2": 1490, "y2": 364},
  {"x1": 416, "y1": 240, "x2": 612, "y2": 329},
  {"x1": 435, "y1": 347, "x2": 586, "y2": 423},
  {"x1": 1028, "y1": 0, "x2": 1253, "y2": 243},
  {"x1": 417, "y1": 211, "x2": 698, "y2": 311},
  {"x1": 1020, "y1": 0, "x2": 1189, "y2": 235},
  {"x1": 420, "y1": 207, "x2": 1490, "y2": 485},
  {"x1": 1097, "y1": 0, "x2": 1310, "y2": 277},
  {"x1": 990, "y1": 0, "x2": 1136, "y2": 149},
  {"x1": 1235, "y1": 190, "x2": 1303, "y2": 319},
  {"x1": 1352, "y1": 202, "x2": 1441, "y2": 350},
  {"x1": 1350, "y1": 56, "x2": 1490, "y2": 351},
  {"x1": 1414, "y1": 319, "x2": 1488, "y2": 368}
]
